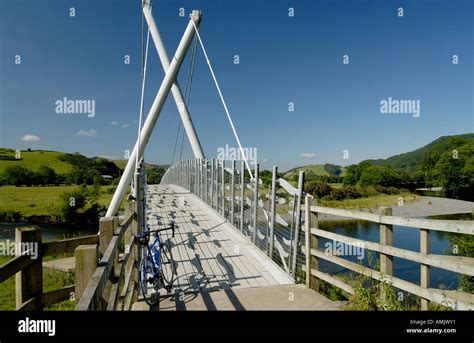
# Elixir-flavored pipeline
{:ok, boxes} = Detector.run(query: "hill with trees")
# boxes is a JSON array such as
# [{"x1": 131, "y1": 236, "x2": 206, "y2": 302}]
[{"x1": 0, "y1": 148, "x2": 167, "y2": 186}]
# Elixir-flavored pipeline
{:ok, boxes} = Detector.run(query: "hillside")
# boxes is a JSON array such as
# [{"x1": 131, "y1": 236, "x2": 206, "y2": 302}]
[
  {"x1": 0, "y1": 148, "x2": 165, "y2": 176},
  {"x1": 363, "y1": 133, "x2": 474, "y2": 171},
  {"x1": 284, "y1": 164, "x2": 345, "y2": 179},
  {"x1": 0, "y1": 148, "x2": 73, "y2": 173},
  {"x1": 111, "y1": 159, "x2": 169, "y2": 171}
]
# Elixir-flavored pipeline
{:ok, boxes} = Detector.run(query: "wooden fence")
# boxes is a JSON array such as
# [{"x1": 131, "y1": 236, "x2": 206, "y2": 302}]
[
  {"x1": 304, "y1": 196, "x2": 474, "y2": 310},
  {"x1": 75, "y1": 202, "x2": 139, "y2": 310},
  {"x1": 0, "y1": 201, "x2": 140, "y2": 311},
  {"x1": 0, "y1": 228, "x2": 98, "y2": 310}
]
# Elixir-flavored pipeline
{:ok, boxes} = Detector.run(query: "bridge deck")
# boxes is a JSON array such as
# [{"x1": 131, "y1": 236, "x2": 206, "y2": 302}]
[{"x1": 136, "y1": 184, "x2": 343, "y2": 310}]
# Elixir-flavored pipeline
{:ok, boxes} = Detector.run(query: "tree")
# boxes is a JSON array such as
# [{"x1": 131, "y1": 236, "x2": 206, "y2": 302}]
[
  {"x1": 359, "y1": 165, "x2": 400, "y2": 187},
  {"x1": 35, "y1": 166, "x2": 57, "y2": 185},
  {"x1": 1, "y1": 166, "x2": 33, "y2": 186},
  {"x1": 433, "y1": 142, "x2": 473, "y2": 199},
  {"x1": 146, "y1": 167, "x2": 166, "y2": 184},
  {"x1": 343, "y1": 165, "x2": 361, "y2": 185}
]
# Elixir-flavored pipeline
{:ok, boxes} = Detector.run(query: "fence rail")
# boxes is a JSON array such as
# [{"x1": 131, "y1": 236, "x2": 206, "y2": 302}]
[
  {"x1": 304, "y1": 196, "x2": 474, "y2": 310},
  {"x1": 0, "y1": 228, "x2": 99, "y2": 310}
]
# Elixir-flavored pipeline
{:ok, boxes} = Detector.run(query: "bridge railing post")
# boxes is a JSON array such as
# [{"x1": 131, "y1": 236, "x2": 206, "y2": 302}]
[
  {"x1": 305, "y1": 196, "x2": 319, "y2": 291},
  {"x1": 291, "y1": 171, "x2": 305, "y2": 279},
  {"x1": 252, "y1": 163, "x2": 259, "y2": 244},
  {"x1": 268, "y1": 166, "x2": 277, "y2": 257},
  {"x1": 200, "y1": 158, "x2": 204, "y2": 199},
  {"x1": 240, "y1": 160, "x2": 245, "y2": 233},
  {"x1": 100, "y1": 216, "x2": 119, "y2": 279},
  {"x1": 211, "y1": 159, "x2": 215, "y2": 209},
  {"x1": 420, "y1": 228, "x2": 430, "y2": 310},
  {"x1": 379, "y1": 206, "x2": 393, "y2": 303},
  {"x1": 75, "y1": 244, "x2": 98, "y2": 306},
  {"x1": 15, "y1": 226, "x2": 42, "y2": 310},
  {"x1": 215, "y1": 159, "x2": 219, "y2": 210},
  {"x1": 221, "y1": 160, "x2": 225, "y2": 216},
  {"x1": 230, "y1": 160, "x2": 236, "y2": 226}
]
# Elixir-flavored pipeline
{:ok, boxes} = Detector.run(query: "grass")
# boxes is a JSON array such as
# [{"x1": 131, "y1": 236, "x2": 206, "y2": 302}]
[
  {"x1": 319, "y1": 192, "x2": 418, "y2": 210},
  {"x1": 0, "y1": 149, "x2": 73, "y2": 173},
  {"x1": 0, "y1": 255, "x2": 76, "y2": 310},
  {"x1": 0, "y1": 185, "x2": 124, "y2": 217},
  {"x1": 284, "y1": 164, "x2": 330, "y2": 179}
]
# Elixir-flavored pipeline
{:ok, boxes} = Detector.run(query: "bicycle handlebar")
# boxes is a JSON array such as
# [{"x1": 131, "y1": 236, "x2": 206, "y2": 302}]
[{"x1": 139, "y1": 222, "x2": 175, "y2": 239}]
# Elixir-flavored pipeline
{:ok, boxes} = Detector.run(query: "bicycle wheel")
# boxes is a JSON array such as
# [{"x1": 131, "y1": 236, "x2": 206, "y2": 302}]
[
  {"x1": 139, "y1": 256, "x2": 159, "y2": 306},
  {"x1": 160, "y1": 239, "x2": 176, "y2": 286}
]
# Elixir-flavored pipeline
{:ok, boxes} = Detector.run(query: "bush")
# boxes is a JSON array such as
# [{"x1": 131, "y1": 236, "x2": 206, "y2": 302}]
[
  {"x1": 1, "y1": 166, "x2": 34, "y2": 186},
  {"x1": 54, "y1": 185, "x2": 105, "y2": 224},
  {"x1": 305, "y1": 181, "x2": 332, "y2": 198}
]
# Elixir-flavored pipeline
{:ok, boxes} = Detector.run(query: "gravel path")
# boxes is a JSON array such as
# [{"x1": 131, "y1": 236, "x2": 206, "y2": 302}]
[{"x1": 318, "y1": 196, "x2": 474, "y2": 222}]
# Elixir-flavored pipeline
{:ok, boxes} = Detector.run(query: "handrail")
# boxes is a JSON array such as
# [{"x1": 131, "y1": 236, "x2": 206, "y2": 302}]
[
  {"x1": 305, "y1": 196, "x2": 474, "y2": 310},
  {"x1": 75, "y1": 202, "x2": 139, "y2": 311},
  {"x1": 310, "y1": 205, "x2": 473, "y2": 234}
]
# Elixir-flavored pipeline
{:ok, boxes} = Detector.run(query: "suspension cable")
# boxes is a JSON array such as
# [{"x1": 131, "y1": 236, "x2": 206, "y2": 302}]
[
  {"x1": 191, "y1": 20, "x2": 254, "y2": 180},
  {"x1": 172, "y1": 35, "x2": 198, "y2": 163},
  {"x1": 135, "y1": 2, "x2": 152, "y2": 179}
]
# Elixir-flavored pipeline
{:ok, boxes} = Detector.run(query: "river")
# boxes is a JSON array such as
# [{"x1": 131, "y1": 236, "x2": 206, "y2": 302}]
[
  {"x1": 318, "y1": 213, "x2": 473, "y2": 290},
  {"x1": 0, "y1": 222, "x2": 97, "y2": 242}
]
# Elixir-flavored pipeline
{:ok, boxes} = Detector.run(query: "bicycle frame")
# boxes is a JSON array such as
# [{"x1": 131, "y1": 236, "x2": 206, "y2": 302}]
[{"x1": 145, "y1": 234, "x2": 162, "y2": 278}]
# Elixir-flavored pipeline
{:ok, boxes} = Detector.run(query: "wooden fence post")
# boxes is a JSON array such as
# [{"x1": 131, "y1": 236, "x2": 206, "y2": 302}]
[
  {"x1": 305, "y1": 198, "x2": 319, "y2": 291},
  {"x1": 75, "y1": 244, "x2": 98, "y2": 304},
  {"x1": 15, "y1": 226, "x2": 42, "y2": 310},
  {"x1": 420, "y1": 228, "x2": 430, "y2": 310},
  {"x1": 379, "y1": 207, "x2": 393, "y2": 302},
  {"x1": 100, "y1": 216, "x2": 119, "y2": 277},
  {"x1": 125, "y1": 201, "x2": 139, "y2": 304}
]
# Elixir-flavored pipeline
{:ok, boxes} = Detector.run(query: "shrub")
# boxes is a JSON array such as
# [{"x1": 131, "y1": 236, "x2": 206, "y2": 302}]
[{"x1": 305, "y1": 181, "x2": 332, "y2": 198}]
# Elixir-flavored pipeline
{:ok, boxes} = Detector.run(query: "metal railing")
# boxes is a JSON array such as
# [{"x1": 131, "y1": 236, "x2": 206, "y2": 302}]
[{"x1": 160, "y1": 158, "x2": 306, "y2": 281}]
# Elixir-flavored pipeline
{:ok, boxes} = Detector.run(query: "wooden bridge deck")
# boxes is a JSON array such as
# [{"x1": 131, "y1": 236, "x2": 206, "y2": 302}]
[{"x1": 133, "y1": 184, "x2": 343, "y2": 310}]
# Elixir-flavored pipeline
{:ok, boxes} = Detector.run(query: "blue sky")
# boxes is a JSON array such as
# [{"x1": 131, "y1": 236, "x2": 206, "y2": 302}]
[{"x1": 0, "y1": 0, "x2": 472, "y2": 171}]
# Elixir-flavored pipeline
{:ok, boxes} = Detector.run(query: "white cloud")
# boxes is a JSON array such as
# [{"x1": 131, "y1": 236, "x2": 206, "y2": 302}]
[
  {"x1": 77, "y1": 129, "x2": 97, "y2": 137},
  {"x1": 121, "y1": 123, "x2": 130, "y2": 128},
  {"x1": 21, "y1": 134, "x2": 40, "y2": 142},
  {"x1": 300, "y1": 152, "x2": 315, "y2": 159},
  {"x1": 111, "y1": 121, "x2": 119, "y2": 126}
]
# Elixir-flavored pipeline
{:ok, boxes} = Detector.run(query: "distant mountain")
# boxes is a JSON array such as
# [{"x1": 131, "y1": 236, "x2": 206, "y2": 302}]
[{"x1": 362, "y1": 133, "x2": 474, "y2": 172}]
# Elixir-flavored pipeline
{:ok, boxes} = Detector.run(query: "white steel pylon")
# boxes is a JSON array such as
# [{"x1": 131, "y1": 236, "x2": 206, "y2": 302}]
[
  {"x1": 142, "y1": 3, "x2": 205, "y2": 160},
  {"x1": 106, "y1": 10, "x2": 202, "y2": 217}
]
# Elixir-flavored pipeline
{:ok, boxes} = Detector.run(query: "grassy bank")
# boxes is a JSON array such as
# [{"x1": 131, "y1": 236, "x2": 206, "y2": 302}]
[{"x1": 0, "y1": 185, "x2": 122, "y2": 218}]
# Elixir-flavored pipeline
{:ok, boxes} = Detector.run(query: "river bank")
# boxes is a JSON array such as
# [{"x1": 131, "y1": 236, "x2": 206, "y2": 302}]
[{"x1": 317, "y1": 196, "x2": 474, "y2": 221}]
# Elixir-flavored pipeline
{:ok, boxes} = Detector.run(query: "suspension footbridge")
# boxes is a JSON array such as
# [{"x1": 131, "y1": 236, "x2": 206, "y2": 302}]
[{"x1": 2, "y1": 2, "x2": 473, "y2": 312}]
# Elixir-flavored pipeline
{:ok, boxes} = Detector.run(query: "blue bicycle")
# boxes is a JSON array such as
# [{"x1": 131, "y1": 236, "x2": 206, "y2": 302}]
[{"x1": 136, "y1": 223, "x2": 176, "y2": 306}]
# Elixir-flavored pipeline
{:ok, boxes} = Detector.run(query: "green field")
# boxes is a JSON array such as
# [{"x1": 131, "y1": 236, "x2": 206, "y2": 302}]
[
  {"x1": 284, "y1": 164, "x2": 330, "y2": 178},
  {"x1": 0, "y1": 149, "x2": 73, "y2": 173},
  {"x1": 319, "y1": 192, "x2": 418, "y2": 210},
  {"x1": 0, "y1": 185, "x2": 120, "y2": 217}
]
